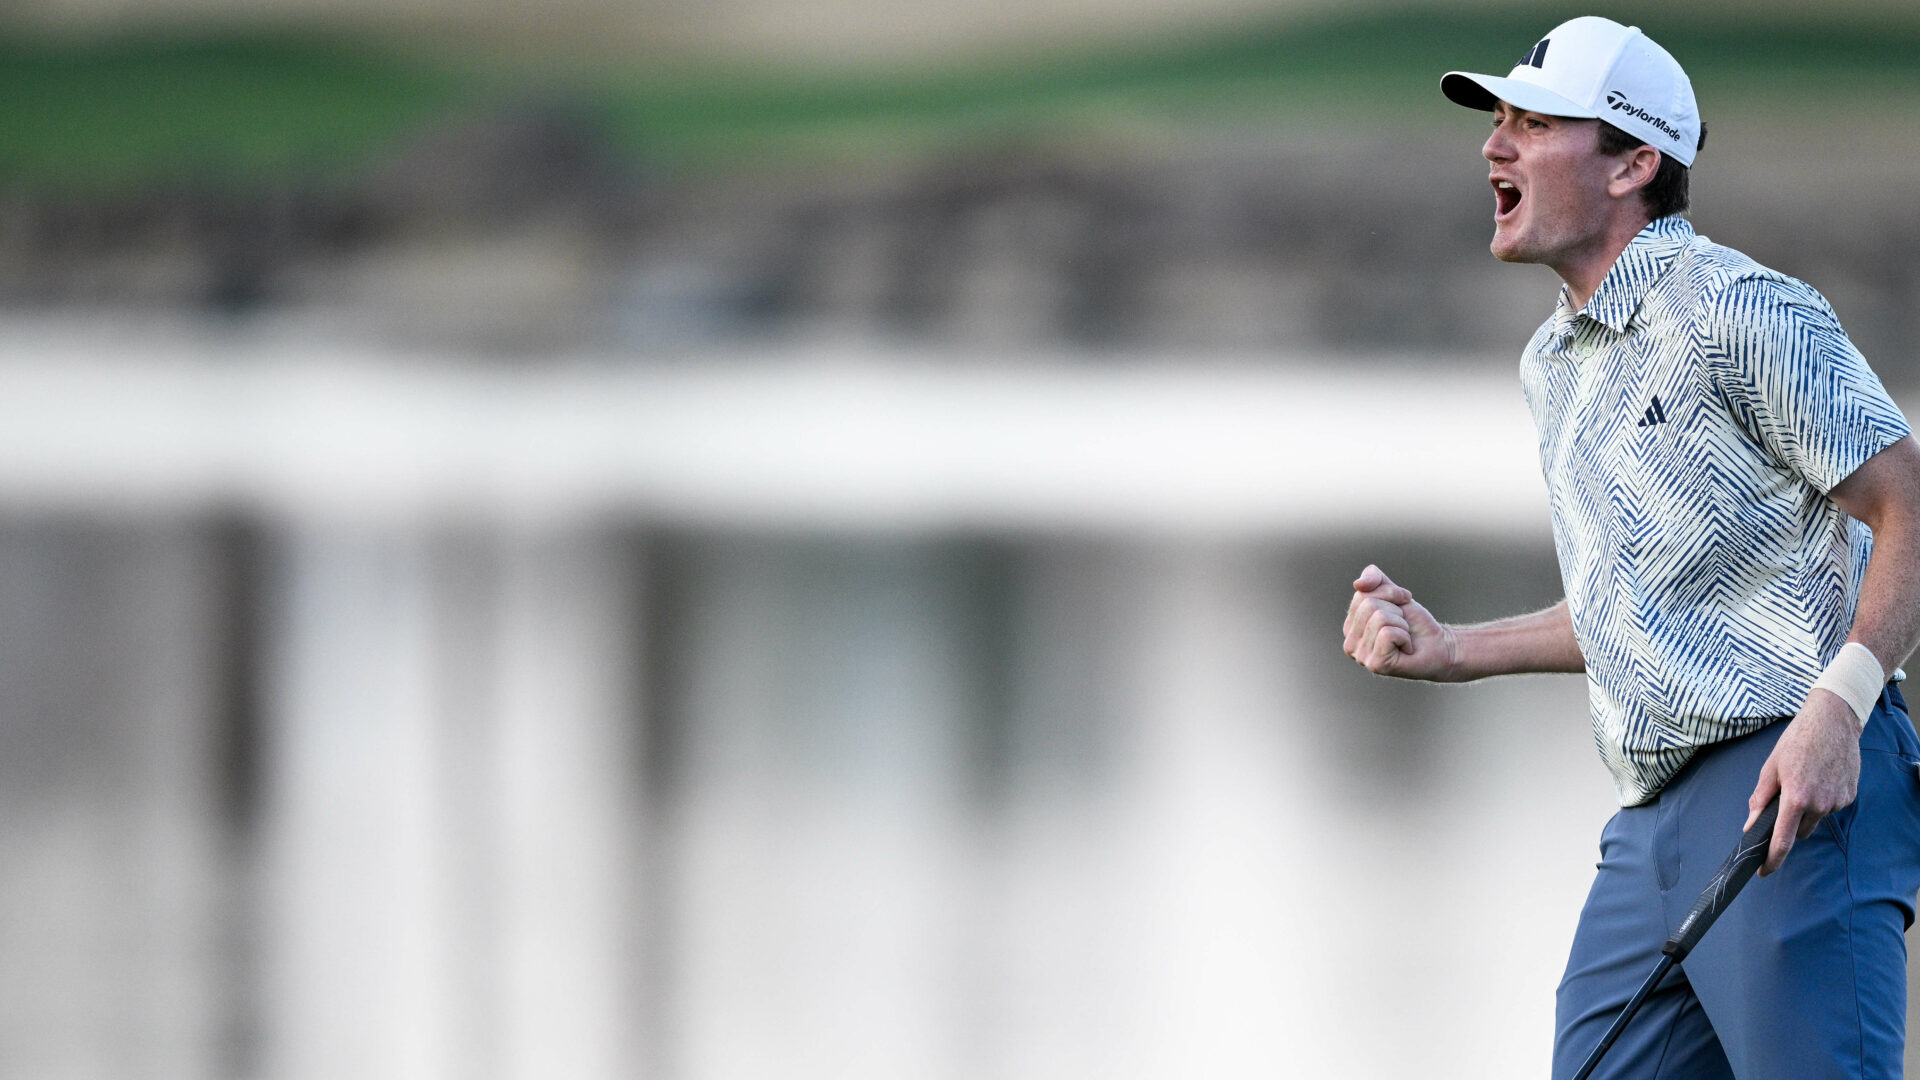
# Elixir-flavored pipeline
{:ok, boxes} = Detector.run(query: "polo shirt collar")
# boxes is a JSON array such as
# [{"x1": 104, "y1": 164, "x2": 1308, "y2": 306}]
[{"x1": 1560, "y1": 215, "x2": 1695, "y2": 334}]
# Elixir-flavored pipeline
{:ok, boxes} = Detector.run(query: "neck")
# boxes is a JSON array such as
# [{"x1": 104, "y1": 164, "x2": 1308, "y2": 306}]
[{"x1": 1555, "y1": 214, "x2": 1656, "y2": 312}]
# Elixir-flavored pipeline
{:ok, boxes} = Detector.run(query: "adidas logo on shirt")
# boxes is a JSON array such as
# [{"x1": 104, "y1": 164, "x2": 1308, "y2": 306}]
[{"x1": 1635, "y1": 396, "x2": 1669, "y2": 427}]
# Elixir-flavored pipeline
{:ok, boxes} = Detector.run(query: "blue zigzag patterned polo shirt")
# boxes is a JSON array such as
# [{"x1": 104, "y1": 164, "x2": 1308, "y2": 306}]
[{"x1": 1519, "y1": 215, "x2": 1911, "y2": 805}]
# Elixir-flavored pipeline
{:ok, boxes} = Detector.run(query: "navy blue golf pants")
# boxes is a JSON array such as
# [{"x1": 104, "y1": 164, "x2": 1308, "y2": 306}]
[{"x1": 1554, "y1": 685, "x2": 1920, "y2": 1079}]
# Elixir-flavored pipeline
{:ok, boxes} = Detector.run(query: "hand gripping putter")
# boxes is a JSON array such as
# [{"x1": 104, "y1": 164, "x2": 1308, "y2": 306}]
[{"x1": 1568, "y1": 796, "x2": 1780, "y2": 1080}]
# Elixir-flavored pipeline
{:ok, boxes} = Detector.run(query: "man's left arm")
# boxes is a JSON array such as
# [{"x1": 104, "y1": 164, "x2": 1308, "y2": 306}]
[{"x1": 1748, "y1": 434, "x2": 1920, "y2": 875}]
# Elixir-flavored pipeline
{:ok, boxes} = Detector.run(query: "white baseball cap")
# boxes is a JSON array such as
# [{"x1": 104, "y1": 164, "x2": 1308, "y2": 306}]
[{"x1": 1441, "y1": 16, "x2": 1701, "y2": 167}]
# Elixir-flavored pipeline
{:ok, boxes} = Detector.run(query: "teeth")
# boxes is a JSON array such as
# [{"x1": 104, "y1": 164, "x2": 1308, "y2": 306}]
[{"x1": 1496, "y1": 181, "x2": 1514, "y2": 189}]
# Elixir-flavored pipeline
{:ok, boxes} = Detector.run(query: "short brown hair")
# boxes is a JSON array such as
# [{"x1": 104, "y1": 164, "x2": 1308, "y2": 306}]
[{"x1": 1596, "y1": 120, "x2": 1707, "y2": 220}]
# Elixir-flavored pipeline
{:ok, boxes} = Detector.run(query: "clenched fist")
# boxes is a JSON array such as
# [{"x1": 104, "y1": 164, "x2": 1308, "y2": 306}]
[{"x1": 1343, "y1": 565, "x2": 1460, "y2": 681}]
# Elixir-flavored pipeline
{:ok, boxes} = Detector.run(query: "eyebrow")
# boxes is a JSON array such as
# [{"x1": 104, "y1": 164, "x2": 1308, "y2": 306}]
[{"x1": 1493, "y1": 104, "x2": 1548, "y2": 123}]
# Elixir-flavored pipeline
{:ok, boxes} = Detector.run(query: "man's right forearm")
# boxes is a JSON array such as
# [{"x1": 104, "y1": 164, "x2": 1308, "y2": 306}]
[{"x1": 1443, "y1": 600, "x2": 1586, "y2": 682}]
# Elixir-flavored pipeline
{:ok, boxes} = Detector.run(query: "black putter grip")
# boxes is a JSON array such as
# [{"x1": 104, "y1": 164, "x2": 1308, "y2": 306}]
[{"x1": 1661, "y1": 796, "x2": 1780, "y2": 962}]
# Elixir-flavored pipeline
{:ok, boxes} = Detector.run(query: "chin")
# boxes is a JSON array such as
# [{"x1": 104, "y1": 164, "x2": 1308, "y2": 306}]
[{"x1": 1489, "y1": 230, "x2": 1538, "y2": 265}]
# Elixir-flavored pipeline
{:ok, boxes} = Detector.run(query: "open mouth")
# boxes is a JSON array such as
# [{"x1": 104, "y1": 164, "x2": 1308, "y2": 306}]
[{"x1": 1494, "y1": 179, "x2": 1522, "y2": 219}]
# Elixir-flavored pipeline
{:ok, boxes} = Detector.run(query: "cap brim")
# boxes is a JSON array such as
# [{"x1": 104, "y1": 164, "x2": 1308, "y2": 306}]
[{"x1": 1440, "y1": 71, "x2": 1598, "y2": 119}]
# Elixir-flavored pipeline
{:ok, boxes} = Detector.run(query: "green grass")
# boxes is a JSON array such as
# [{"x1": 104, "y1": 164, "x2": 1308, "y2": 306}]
[
  {"x1": 2, "y1": 7, "x2": 1918, "y2": 190},
  {"x1": 0, "y1": 35, "x2": 471, "y2": 190}
]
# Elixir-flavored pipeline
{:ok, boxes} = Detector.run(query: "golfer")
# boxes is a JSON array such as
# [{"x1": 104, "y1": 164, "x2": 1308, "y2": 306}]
[{"x1": 1342, "y1": 16, "x2": 1920, "y2": 1079}]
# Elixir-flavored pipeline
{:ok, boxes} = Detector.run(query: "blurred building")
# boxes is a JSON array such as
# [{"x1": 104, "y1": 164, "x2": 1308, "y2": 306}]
[{"x1": 0, "y1": 339, "x2": 1612, "y2": 1080}]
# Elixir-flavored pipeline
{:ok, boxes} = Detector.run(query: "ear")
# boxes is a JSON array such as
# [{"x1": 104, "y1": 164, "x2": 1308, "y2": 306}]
[{"x1": 1607, "y1": 145, "x2": 1662, "y2": 200}]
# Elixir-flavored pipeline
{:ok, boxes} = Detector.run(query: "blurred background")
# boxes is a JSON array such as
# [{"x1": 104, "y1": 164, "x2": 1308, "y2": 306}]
[{"x1": 1, "y1": 2, "x2": 1918, "y2": 1077}]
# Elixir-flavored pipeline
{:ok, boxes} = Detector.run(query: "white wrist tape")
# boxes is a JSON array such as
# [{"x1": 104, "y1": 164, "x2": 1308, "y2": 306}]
[{"x1": 1811, "y1": 642, "x2": 1884, "y2": 732}]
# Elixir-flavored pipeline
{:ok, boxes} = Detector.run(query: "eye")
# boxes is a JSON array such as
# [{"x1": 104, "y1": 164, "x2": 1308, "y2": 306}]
[{"x1": 1524, "y1": 117, "x2": 1548, "y2": 131}]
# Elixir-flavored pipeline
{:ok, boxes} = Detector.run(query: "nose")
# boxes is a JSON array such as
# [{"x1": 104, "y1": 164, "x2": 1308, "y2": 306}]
[{"x1": 1483, "y1": 123, "x2": 1513, "y2": 164}]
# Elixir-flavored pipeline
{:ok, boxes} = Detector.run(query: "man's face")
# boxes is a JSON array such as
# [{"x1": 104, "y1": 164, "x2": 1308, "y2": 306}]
[{"x1": 1481, "y1": 102, "x2": 1623, "y2": 267}]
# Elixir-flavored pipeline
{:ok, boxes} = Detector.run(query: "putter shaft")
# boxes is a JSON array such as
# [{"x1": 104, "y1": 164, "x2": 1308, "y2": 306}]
[{"x1": 1569, "y1": 955, "x2": 1672, "y2": 1080}]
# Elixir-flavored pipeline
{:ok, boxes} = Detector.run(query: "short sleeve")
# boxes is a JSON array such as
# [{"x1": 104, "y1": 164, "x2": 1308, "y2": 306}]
[{"x1": 1702, "y1": 274, "x2": 1910, "y2": 493}]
